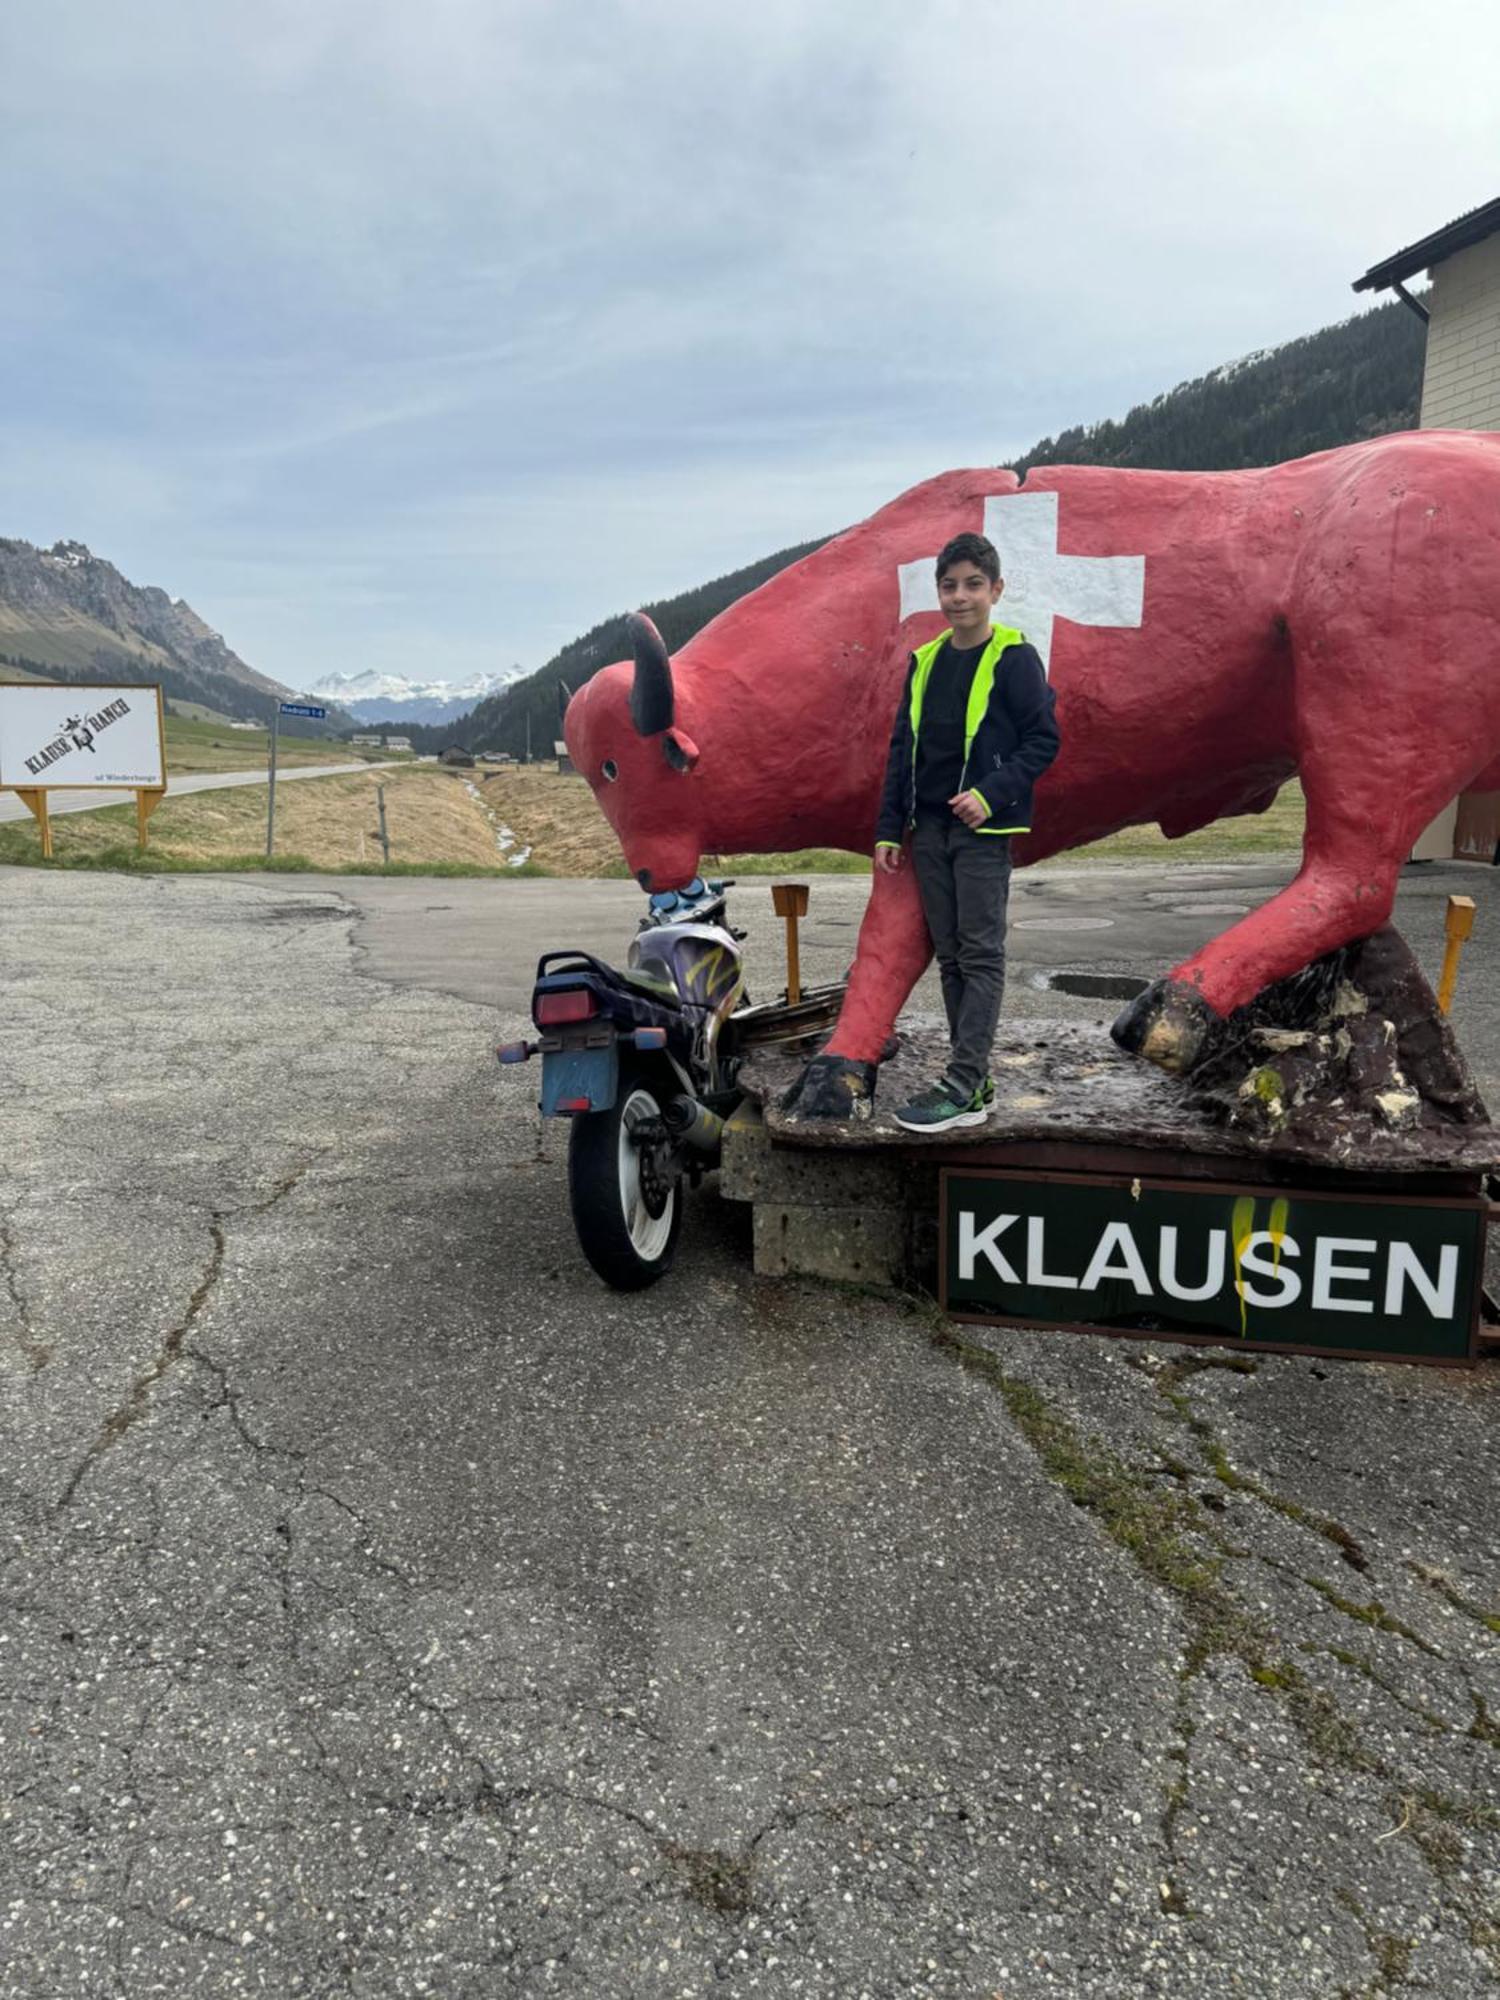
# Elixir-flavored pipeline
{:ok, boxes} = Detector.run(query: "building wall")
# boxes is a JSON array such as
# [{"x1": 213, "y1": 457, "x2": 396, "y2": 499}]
[
  {"x1": 1410, "y1": 229, "x2": 1500, "y2": 861},
  {"x1": 1419, "y1": 231, "x2": 1500, "y2": 429}
]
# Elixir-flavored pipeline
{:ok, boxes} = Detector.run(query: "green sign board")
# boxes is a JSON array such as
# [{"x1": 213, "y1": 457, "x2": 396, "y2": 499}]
[{"x1": 940, "y1": 1170, "x2": 1486, "y2": 1363}]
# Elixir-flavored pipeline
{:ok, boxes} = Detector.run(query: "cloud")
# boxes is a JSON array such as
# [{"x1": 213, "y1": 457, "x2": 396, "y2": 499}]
[{"x1": 1, "y1": 0, "x2": 1497, "y2": 685}]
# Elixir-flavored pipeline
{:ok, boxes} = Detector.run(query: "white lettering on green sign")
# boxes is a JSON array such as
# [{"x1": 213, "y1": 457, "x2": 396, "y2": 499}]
[{"x1": 956, "y1": 1211, "x2": 1460, "y2": 1321}]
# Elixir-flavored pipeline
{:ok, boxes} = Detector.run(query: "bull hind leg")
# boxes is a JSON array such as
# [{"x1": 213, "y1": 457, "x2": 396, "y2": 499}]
[
  {"x1": 1116, "y1": 630, "x2": 1500, "y2": 1074},
  {"x1": 786, "y1": 858, "x2": 932, "y2": 1117}
]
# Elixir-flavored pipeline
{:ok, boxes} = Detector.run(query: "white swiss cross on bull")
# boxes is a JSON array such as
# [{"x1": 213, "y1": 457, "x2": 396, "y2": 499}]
[{"x1": 897, "y1": 490, "x2": 1146, "y2": 672}]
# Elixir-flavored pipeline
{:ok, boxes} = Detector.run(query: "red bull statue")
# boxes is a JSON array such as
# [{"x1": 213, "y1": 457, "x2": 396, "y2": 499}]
[{"x1": 564, "y1": 431, "x2": 1500, "y2": 1116}]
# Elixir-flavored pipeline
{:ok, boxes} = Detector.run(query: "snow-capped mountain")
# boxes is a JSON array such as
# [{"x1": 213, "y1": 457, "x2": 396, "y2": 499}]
[{"x1": 306, "y1": 667, "x2": 524, "y2": 726}]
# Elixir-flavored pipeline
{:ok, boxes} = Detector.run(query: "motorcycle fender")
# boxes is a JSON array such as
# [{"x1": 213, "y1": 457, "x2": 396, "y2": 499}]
[{"x1": 541, "y1": 1043, "x2": 619, "y2": 1116}]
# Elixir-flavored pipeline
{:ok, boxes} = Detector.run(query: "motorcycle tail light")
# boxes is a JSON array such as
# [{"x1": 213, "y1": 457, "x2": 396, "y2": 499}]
[
  {"x1": 556, "y1": 1096, "x2": 592, "y2": 1113},
  {"x1": 535, "y1": 988, "x2": 597, "y2": 1025}
]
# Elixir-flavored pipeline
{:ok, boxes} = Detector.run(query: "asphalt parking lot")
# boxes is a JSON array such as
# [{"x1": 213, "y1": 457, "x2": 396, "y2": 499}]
[{"x1": 2, "y1": 857, "x2": 1497, "y2": 1998}]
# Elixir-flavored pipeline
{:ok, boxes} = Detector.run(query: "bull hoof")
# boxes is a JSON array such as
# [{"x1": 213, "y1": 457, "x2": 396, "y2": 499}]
[
  {"x1": 780, "y1": 1052, "x2": 878, "y2": 1121},
  {"x1": 1111, "y1": 979, "x2": 1216, "y2": 1076}
]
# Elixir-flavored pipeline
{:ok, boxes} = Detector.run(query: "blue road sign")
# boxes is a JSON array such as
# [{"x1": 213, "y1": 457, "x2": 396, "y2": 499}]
[{"x1": 279, "y1": 702, "x2": 327, "y2": 719}]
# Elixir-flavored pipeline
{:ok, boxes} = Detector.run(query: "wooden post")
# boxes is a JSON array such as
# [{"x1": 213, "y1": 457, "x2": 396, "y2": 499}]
[
  {"x1": 1436, "y1": 894, "x2": 1476, "y2": 1014},
  {"x1": 770, "y1": 881, "x2": 810, "y2": 1005},
  {"x1": 375, "y1": 783, "x2": 391, "y2": 864},
  {"x1": 136, "y1": 787, "x2": 166, "y2": 852},
  {"x1": 14, "y1": 788, "x2": 52, "y2": 859}
]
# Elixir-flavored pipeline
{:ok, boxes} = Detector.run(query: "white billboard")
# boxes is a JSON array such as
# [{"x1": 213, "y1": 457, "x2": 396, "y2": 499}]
[{"x1": 0, "y1": 683, "x2": 166, "y2": 789}]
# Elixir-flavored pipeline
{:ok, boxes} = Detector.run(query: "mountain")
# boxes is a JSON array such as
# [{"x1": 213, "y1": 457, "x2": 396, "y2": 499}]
[
  {"x1": 454, "y1": 296, "x2": 1424, "y2": 761},
  {"x1": 451, "y1": 537, "x2": 826, "y2": 759},
  {"x1": 308, "y1": 666, "x2": 524, "y2": 726},
  {"x1": 0, "y1": 538, "x2": 319, "y2": 729}
]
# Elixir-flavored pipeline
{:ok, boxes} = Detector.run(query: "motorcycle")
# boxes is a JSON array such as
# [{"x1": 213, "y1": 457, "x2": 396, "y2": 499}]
[{"x1": 498, "y1": 876, "x2": 842, "y2": 1289}]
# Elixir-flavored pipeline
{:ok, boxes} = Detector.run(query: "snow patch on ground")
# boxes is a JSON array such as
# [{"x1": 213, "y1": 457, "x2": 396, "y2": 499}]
[{"x1": 463, "y1": 780, "x2": 530, "y2": 866}]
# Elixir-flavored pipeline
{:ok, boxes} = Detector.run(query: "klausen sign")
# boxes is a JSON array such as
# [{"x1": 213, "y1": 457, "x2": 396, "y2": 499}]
[
  {"x1": 0, "y1": 683, "x2": 166, "y2": 790},
  {"x1": 941, "y1": 1172, "x2": 1485, "y2": 1362}
]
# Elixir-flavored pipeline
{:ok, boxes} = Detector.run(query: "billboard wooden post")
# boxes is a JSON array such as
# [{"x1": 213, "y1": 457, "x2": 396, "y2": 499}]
[
  {"x1": 13, "y1": 788, "x2": 53, "y2": 858},
  {"x1": 137, "y1": 787, "x2": 166, "y2": 852}
]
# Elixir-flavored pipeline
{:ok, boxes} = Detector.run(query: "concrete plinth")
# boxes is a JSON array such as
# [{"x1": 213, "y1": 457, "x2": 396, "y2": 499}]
[
  {"x1": 719, "y1": 1009, "x2": 1500, "y2": 1348},
  {"x1": 721, "y1": 1101, "x2": 938, "y2": 1287}
]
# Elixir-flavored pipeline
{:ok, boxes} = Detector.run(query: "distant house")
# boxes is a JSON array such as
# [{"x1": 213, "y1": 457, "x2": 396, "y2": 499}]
[
  {"x1": 351, "y1": 732, "x2": 382, "y2": 746},
  {"x1": 228, "y1": 719, "x2": 260, "y2": 731},
  {"x1": 554, "y1": 738, "x2": 576, "y2": 776},
  {"x1": 384, "y1": 735, "x2": 413, "y2": 752}
]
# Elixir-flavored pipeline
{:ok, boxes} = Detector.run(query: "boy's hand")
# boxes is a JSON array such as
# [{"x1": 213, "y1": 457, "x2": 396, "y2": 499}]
[
  {"x1": 876, "y1": 843, "x2": 904, "y2": 874},
  {"x1": 949, "y1": 790, "x2": 987, "y2": 829}
]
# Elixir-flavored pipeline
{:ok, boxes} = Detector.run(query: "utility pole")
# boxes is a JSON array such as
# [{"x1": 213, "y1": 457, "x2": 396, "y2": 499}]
[
  {"x1": 266, "y1": 698, "x2": 325, "y2": 857},
  {"x1": 374, "y1": 783, "x2": 391, "y2": 864},
  {"x1": 265, "y1": 705, "x2": 281, "y2": 856},
  {"x1": 525, "y1": 709, "x2": 532, "y2": 765}
]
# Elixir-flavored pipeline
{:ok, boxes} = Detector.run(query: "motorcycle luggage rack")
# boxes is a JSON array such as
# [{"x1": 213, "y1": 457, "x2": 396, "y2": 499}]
[{"x1": 532, "y1": 949, "x2": 687, "y2": 1033}]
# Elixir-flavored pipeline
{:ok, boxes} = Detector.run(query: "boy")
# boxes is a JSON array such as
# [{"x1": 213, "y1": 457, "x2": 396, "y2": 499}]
[{"x1": 874, "y1": 531, "x2": 1060, "y2": 1132}]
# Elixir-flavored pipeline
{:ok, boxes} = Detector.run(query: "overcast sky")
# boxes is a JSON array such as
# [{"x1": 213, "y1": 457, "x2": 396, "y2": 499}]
[{"x1": 2, "y1": 0, "x2": 1496, "y2": 690}]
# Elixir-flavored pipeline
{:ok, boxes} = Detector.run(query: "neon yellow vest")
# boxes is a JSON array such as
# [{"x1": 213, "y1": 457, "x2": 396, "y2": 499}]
[{"x1": 908, "y1": 624, "x2": 1028, "y2": 835}]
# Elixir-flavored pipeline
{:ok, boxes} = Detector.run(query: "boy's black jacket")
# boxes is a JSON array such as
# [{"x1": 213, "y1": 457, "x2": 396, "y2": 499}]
[{"x1": 875, "y1": 636, "x2": 1060, "y2": 844}]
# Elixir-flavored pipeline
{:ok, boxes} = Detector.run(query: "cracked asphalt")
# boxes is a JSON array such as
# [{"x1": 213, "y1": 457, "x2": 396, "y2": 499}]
[{"x1": 2, "y1": 863, "x2": 1497, "y2": 1999}]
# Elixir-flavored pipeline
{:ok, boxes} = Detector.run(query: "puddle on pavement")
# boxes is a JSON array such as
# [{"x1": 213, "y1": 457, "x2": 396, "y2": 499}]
[
  {"x1": 1035, "y1": 969, "x2": 1151, "y2": 1001},
  {"x1": 1014, "y1": 915, "x2": 1116, "y2": 932}
]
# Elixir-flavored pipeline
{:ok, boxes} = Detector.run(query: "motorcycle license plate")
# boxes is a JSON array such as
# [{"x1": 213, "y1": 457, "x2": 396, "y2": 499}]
[{"x1": 541, "y1": 1044, "x2": 619, "y2": 1116}]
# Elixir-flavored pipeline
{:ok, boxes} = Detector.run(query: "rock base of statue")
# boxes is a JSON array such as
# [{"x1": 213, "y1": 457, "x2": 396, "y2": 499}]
[{"x1": 726, "y1": 934, "x2": 1498, "y2": 1366}]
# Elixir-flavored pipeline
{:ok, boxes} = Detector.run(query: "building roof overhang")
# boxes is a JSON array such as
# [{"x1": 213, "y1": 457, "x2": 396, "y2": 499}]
[{"x1": 1353, "y1": 195, "x2": 1500, "y2": 294}]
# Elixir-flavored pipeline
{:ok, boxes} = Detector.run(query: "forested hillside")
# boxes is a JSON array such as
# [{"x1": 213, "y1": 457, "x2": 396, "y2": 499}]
[
  {"x1": 1009, "y1": 296, "x2": 1423, "y2": 476},
  {"x1": 444, "y1": 297, "x2": 1423, "y2": 761}
]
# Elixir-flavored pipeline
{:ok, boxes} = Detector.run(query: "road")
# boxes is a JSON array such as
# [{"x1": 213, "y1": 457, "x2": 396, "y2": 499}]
[
  {"x1": 0, "y1": 761, "x2": 370, "y2": 823},
  {"x1": 207, "y1": 857, "x2": 1500, "y2": 1099},
  {"x1": 1, "y1": 859, "x2": 1497, "y2": 1998}
]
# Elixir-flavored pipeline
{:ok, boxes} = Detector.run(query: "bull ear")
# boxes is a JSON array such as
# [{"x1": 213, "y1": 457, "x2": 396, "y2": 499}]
[
  {"x1": 662, "y1": 727, "x2": 699, "y2": 772},
  {"x1": 556, "y1": 679, "x2": 572, "y2": 722},
  {"x1": 627, "y1": 612, "x2": 674, "y2": 736}
]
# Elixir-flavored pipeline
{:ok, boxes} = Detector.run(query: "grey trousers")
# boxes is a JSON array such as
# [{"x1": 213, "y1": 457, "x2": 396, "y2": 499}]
[{"x1": 909, "y1": 816, "x2": 1013, "y2": 1098}]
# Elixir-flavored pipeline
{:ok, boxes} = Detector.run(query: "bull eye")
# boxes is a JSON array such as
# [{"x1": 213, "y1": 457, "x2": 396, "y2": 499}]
[{"x1": 601, "y1": 759, "x2": 619, "y2": 783}]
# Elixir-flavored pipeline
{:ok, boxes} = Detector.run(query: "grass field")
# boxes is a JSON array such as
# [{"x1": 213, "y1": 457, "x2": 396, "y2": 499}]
[
  {"x1": 1, "y1": 754, "x2": 1308, "y2": 878},
  {"x1": 478, "y1": 767, "x2": 1305, "y2": 877},
  {"x1": 162, "y1": 714, "x2": 403, "y2": 774},
  {"x1": 0, "y1": 764, "x2": 529, "y2": 874}
]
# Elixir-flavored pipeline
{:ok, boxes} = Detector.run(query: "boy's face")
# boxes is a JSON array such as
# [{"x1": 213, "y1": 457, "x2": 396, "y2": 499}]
[{"x1": 937, "y1": 561, "x2": 1004, "y2": 636}]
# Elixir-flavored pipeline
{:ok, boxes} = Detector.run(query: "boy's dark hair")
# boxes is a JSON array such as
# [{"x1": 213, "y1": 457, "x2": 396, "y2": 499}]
[{"x1": 935, "y1": 532, "x2": 1001, "y2": 585}]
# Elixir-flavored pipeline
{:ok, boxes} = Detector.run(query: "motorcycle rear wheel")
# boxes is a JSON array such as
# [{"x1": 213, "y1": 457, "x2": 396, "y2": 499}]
[{"x1": 567, "y1": 1073, "x2": 684, "y2": 1290}]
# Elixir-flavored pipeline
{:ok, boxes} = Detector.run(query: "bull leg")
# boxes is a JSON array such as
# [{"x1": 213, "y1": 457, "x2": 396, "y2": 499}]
[
  {"x1": 1115, "y1": 700, "x2": 1492, "y2": 1076},
  {"x1": 784, "y1": 856, "x2": 932, "y2": 1117}
]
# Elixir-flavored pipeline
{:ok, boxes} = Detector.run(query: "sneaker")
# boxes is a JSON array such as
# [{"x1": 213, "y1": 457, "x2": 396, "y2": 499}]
[{"x1": 893, "y1": 1079, "x2": 991, "y2": 1133}]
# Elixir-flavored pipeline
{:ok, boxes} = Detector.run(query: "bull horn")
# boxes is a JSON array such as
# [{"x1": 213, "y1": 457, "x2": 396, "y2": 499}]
[
  {"x1": 626, "y1": 612, "x2": 674, "y2": 736},
  {"x1": 556, "y1": 679, "x2": 572, "y2": 722}
]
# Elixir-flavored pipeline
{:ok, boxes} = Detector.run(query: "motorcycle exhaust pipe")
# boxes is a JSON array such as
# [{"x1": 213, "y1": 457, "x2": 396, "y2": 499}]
[{"x1": 663, "y1": 1094, "x2": 724, "y2": 1160}]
